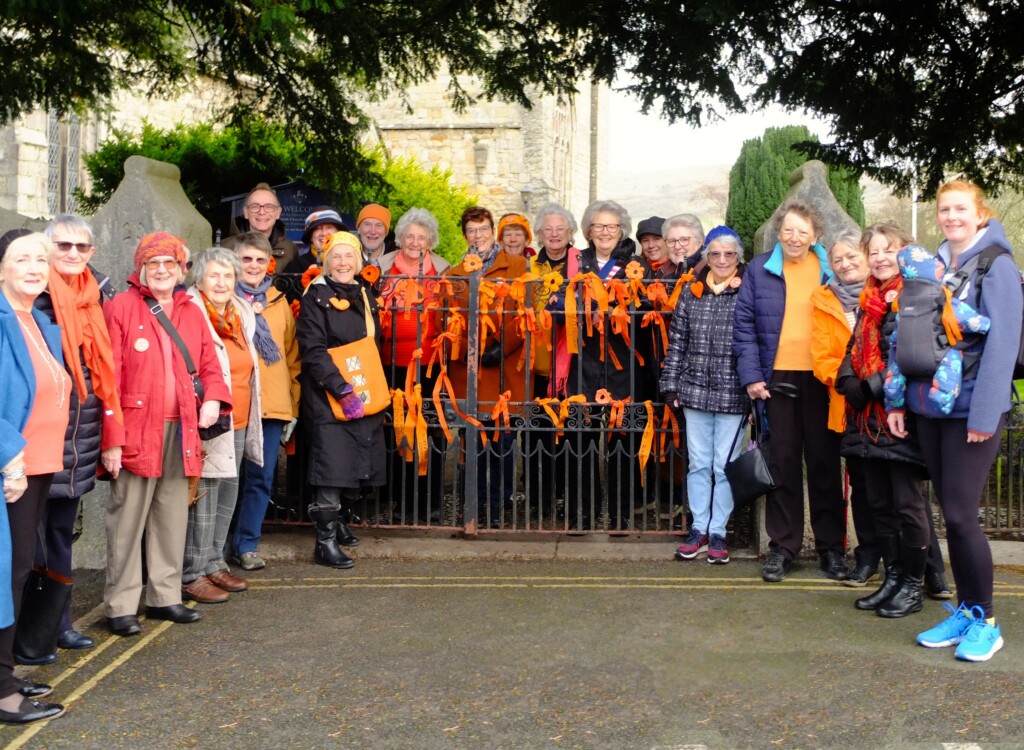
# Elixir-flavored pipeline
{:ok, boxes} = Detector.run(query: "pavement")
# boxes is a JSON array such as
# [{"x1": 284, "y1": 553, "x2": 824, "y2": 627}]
[{"x1": 7, "y1": 536, "x2": 1024, "y2": 750}]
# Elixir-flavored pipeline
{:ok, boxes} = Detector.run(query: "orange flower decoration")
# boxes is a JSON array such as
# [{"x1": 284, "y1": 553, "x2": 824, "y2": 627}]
[
  {"x1": 543, "y1": 271, "x2": 564, "y2": 293},
  {"x1": 301, "y1": 265, "x2": 322, "y2": 288},
  {"x1": 329, "y1": 298, "x2": 351, "y2": 311},
  {"x1": 595, "y1": 388, "x2": 612, "y2": 404},
  {"x1": 267, "y1": 256, "x2": 277, "y2": 275},
  {"x1": 625, "y1": 261, "x2": 645, "y2": 280},
  {"x1": 690, "y1": 281, "x2": 704, "y2": 299},
  {"x1": 290, "y1": 299, "x2": 301, "y2": 319},
  {"x1": 361, "y1": 265, "x2": 381, "y2": 285},
  {"x1": 462, "y1": 254, "x2": 483, "y2": 273}
]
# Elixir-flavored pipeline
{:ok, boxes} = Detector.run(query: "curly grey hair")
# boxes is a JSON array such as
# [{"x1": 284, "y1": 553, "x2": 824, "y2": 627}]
[
  {"x1": 533, "y1": 203, "x2": 579, "y2": 242},
  {"x1": 580, "y1": 200, "x2": 632, "y2": 242},
  {"x1": 190, "y1": 246, "x2": 243, "y2": 288},
  {"x1": 771, "y1": 199, "x2": 827, "y2": 241},
  {"x1": 394, "y1": 208, "x2": 440, "y2": 251},
  {"x1": 662, "y1": 214, "x2": 705, "y2": 245}
]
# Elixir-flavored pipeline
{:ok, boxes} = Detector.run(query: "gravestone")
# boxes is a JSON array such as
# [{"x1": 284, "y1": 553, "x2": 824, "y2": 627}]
[
  {"x1": 0, "y1": 206, "x2": 47, "y2": 235},
  {"x1": 752, "y1": 160, "x2": 860, "y2": 255},
  {"x1": 91, "y1": 155, "x2": 212, "y2": 288}
]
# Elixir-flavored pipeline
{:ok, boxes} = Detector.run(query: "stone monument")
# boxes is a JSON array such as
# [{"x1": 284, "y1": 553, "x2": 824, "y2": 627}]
[
  {"x1": 0, "y1": 206, "x2": 47, "y2": 236},
  {"x1": 91, "y1": 155, "x2": 212, "y2": 288},
  {"x1": 752, "y1": 160, "x2": 860, "y2": 255}
]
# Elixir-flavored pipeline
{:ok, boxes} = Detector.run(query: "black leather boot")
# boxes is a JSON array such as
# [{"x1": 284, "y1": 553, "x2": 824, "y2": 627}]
[
  {"x1": 877, "y1": 545, "x2": 927, "y2": 618},
  {"x1": 309, "y1": 509, "x2": 355, "y2": 569},
  {"x1": 856, "y1": 535, "x2": 900, "y2": 611},
  {"x1": 843, "y1": 548, "x2": 880, "y2": 588}
]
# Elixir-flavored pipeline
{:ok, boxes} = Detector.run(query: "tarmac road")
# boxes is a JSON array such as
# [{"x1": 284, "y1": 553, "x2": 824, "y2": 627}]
[{"x1": 5, "y1": 558, "x2": 1024, "y2": 750}]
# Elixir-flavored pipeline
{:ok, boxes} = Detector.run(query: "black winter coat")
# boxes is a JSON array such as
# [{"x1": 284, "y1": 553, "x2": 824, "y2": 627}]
[
  {"x1": 659, "y1": 264, "x2": 747, "y2": 414},
  {"x1": 566, "y1": 240, "x2": 653, "y2": 400},
  {"x1": 296, "y1": 276, "x2": 386, "y2": 488},
  {"x1": 835, "y1": 308, "x2": 923, "y2": 466},
  {"x1": 33, "y1": 267, "x2": 115, "y2": 499}
]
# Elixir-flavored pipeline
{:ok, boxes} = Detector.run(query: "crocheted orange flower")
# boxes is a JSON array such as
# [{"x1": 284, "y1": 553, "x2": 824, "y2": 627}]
[
  {"x1": 361, "y1": 265, "x2": 380, "y2": 285},
  {"x1": 690, "y1": 281, "x2": 704, "y2": 299},
  {"x1": 462, "y1": 254, "x2": 483, "y2": 273},
  {"x1": 301, "y1": 265, "x2": 322, "y2": 288},
  {"x1": 595, "y1": 388, "x2": 612, "y2": 404},
  {"x1": 625, "y1": 261, "x2": 644, "y2": 280}
]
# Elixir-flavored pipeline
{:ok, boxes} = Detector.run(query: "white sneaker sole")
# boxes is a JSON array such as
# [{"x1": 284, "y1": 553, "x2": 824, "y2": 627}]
[
  {"x1": 918, "y1": 636, "x2": 963, "y2": 648},
  {"x1": 956, "y1": 636, "x2": 1004, "y2": 662}
]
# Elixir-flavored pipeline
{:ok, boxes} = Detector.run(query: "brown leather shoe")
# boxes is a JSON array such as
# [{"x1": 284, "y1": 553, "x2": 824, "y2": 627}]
[
  {"x1": 181, "y1": 575, "x2": 229, "y2": 604},
  {"x1": 207, "y1": 569, "x2": 248, "y2": 593}
]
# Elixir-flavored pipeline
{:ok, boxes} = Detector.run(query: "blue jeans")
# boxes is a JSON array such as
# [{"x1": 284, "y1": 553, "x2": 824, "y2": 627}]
[
  {"x1": 232, "y1": 419, "x2": 286, "y2": 555},
  {"x1": 683, "y1": 408, "x2": 744, "y2": 538}
]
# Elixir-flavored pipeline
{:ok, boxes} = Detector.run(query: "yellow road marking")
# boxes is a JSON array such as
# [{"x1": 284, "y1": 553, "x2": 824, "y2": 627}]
[{"x1": 4, "y1": 614, "x2": 179, "y2": 750}]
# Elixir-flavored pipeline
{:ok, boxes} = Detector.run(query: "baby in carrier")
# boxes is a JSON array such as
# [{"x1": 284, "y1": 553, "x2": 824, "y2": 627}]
[{"x1": 885, "y1": 245, "x2": 991, "y2": 415}]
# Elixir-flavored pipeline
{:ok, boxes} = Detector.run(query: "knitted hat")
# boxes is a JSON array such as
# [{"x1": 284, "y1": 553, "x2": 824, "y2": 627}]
[
  {"x1": 356, "y1": 204, "x2": 392, "y2": 233},
  {"x1": 0, "y1": 228, "x2": 32, "y2": 262},
  {"x1": 134, "y1": 232, "x2": 188, "y2": 272},
  {"x1": 302, "y1": 207, "x2": 348, "y2": 244},
  {"x1": 703, "y1": 225, "x2": 743, "y2": 250},
  {"x1": 321, "y1": 231, "x2": 363, "y2": 265},
  {"x1": 497, "y1": 213, "x2": 533, "y2": 245},
  {"x1": 636, "y1": 216, "x2": 666, "y2": 239}
]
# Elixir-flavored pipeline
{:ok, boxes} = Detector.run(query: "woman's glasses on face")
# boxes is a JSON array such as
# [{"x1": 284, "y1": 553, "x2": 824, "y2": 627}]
[
  {"x1": 707, "y1": 251, "x2": 738, "y2": 260},
  {"x1": 240, "y1": 255, "x2": 270, "y2": 265}
]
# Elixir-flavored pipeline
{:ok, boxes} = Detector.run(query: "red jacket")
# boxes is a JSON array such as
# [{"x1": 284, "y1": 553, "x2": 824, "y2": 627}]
[{"x1": 103, "y1": 277, "x2": 232, "y2": 477}]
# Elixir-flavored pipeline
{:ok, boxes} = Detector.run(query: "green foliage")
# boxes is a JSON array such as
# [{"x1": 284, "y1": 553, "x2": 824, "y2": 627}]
[
  {"x1": 77, "y1": 120, "x2": 475, "y2": 259},
  {"x1": 725, "y1": 125, "x2": 865, "y2": 252}
]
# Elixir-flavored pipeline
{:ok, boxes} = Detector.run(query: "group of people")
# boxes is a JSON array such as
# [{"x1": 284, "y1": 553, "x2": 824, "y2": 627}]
[{"x1": 0, "y1": 179, "x2": 1016, "y2": 725}]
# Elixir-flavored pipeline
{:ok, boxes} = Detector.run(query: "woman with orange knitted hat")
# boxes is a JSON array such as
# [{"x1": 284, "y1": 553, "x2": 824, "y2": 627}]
[{"x1": 497, "y1": 213, "x2": 534, "y2": 257}]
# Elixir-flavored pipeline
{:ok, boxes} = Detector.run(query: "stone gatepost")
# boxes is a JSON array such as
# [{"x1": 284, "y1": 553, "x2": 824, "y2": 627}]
[
  {"x1": 0, "y1": 206, "x2": 47, "y2": 235},
  {"x1": 91, "y1": 155, "x2": 212, "y2": 289},
  {"x1": 748, "y1": 160, "x2": 862, "y2": 561}
]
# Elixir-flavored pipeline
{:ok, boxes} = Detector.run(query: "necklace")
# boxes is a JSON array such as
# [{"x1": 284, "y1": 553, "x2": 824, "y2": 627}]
[{"x1": 18, "y1": 315, "x2": 67, "y2": 410}]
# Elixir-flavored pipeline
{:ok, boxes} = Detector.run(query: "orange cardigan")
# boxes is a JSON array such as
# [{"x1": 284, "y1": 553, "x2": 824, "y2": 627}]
[{"x1": 810, "y1": 285, "x2": 855, "y2": 433}]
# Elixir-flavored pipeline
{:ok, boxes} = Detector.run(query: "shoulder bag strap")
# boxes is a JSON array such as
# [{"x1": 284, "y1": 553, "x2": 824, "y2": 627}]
[{"x1": 144, "y1": 296, "x2": 198, "y2": 376}]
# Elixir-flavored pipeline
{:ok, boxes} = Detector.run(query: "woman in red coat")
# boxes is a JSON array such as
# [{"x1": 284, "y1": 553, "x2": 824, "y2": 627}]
[{"x1": 100, "y1": 233, "x2": 231, "y2": 637}]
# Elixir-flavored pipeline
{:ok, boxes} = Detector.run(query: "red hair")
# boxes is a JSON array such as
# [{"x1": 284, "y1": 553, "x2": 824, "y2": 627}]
[{"x1": 937, "y1": 180, "x2": 996, "y2": 226}]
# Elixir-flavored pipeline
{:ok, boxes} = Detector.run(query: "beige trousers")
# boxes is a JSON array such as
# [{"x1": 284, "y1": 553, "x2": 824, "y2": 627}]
[{"x1": 104, "y1": 421, "x2": 189, "y2": 617}]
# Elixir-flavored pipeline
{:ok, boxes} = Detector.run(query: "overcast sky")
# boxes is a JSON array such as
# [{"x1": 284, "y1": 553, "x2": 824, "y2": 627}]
[{"x1": 606, "y1": 85, "x2": 829, "y2": 173}]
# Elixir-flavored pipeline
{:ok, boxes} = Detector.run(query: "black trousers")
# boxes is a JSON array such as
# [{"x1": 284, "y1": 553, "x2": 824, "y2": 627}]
[
  {"x1": 0, "y1": 474, "x2": 53, "y2": 699},
  {"x1": 36, "y1": 495, "x2": 80, "y2": 632},
  {"x1": 862, "y1": 458, "x2": 931, "y2": 548},
  {"x1": 764, "y1": 371, "x2": 845, "y2": 560},
  {"x1": 916, "y1": 414, "x2": 1005, "y2": 618}
]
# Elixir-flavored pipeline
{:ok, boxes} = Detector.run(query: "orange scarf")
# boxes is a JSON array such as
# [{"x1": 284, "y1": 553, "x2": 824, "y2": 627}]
[{"x1": 48, "y1": 270, "x2": 123, "y2": 425}]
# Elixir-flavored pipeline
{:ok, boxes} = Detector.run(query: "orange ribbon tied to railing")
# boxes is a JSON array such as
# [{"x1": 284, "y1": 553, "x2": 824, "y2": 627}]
[
  {"x1": 393, "y1": 277, "x2": 425, "y2": 317},
  {"x1": 557, "y1": 394, "x2": 588, "y2": 442},
  {"x1": 941, "y1": 286, "x2": 965, "y2": 346},
  {"x1": 429, "y1": 310, "x2": 466, "y2": 369},
  {"x1": 606, "y1": 306, "x2": 633, "y2": 369},
  {"x1": 638, "y1": 400, "x2": 656, "y2": 486},
  {"x1": 431, "y1": 365, "x2": 485, "y2": 445},
  {"x1": 477, "y1": 280, "x2": 498, "y2": 340},
  {"x1": 489, "y1": 390, "x2": 513, "y2": 442},
  {"x1": 658, "y1": 403, "x2": 681, "y2": 458},
  {"x1": 624, "y1": 261, "x2": 646, "y2": 306},
  {"x1": 564, "y1": 277, "x2": 581, "y2": 354},
  {"x1": 642, "y1": 311, "x2": 669, "y2": 356},
  {"x1": 646, "y1": 280, "x2": 670, "y2": 310}
]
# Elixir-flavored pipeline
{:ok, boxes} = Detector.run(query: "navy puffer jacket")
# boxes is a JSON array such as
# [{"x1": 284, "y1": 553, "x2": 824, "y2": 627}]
[
  {"x1": 33, "y1": 266, "x2": 115, "y2": 499},
  {"x1": 660, "y1": 264, "x2": 747, "y2": 414},
  {"x1": 732, "y1": 242, "x2": 833, "y2": 386}
]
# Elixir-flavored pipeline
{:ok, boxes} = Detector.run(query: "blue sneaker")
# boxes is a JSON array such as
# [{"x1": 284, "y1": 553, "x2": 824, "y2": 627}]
[
  {"x1": 917, "y1": 602, "x2": 973, "y2": 648},
  {"x1": 955, "y1": 608, "x2": 1004, "y2": 662}
]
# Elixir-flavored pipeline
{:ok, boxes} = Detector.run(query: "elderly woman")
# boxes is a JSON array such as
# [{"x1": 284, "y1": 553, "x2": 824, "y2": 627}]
[
  {"x1": 297, "y1": 232, "x2": 386, "y2": 567},
  {"x1": 660, "y1": 227, "x2": 747, "y2": 563},
  {"x1": 230, "y1": 232, "x2": 300, "y2": 571},
  {"x1": 890, "y1": 182, "x2": 1022, "y2": 661},
  {"x1": 0, "y1": 232, "x2": 68, "y2": 723},
  {"x1": 497, "y1": 213, "x2": 534, "y2": 257},
  {"x1": 664, "y1": 214, "x2": 707, "y2": 276},
  {"x1": 443, "y1": 206, "x2": 528, "y2": 528},
  {"x1": 17, "y1": 216, "x2": 116, "y2": 660},
  {"x1": 378, "y1": 209, "x2": 450, "y2": 524},
  {"x1": 549, "y1": 199, "x2": 650, "y2": 531},
  {"x1": 732, "y1": 199, "x2": 847, "y2": 583},
  {"x1": 101, "y1": 233, "x2": 231, "y2": 635},
  {"x1": 180, "y1": 248, "x2": 263, "y2": 604}
]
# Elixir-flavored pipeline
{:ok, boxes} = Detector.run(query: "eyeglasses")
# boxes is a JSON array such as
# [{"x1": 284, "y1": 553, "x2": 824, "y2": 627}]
[
  {"x1": 590, "y1": 223, "x2": 621, "y2": 233},
  {"x1": 666, "y1": 237, "x2": 698, "y2": 248},
  {"x1": 465, "y1": 226, "x2": 493, "y2": 238},
  {"x1": 245, "y1": 203, "x2": 281, "y2": 214},
  {"x1": 54, "y1": 241, "x2": 93, "y2": 254},
  {"x1": 708, "y1": 251, "x2": 738, "y2": 260},
  {"x1": 145, "y1": 259, "x2": 178, "y2": 270},
  {"x1": 541, "y1": 226, "x2": 569, "y2": 234},
  {"x1": 240, "y1": 255, "x2": 270, "y2": 265}
]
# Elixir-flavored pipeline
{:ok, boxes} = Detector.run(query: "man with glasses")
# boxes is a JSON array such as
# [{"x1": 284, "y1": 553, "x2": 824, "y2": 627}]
[{"x1": 224, "y1": 182, "x2": 298, "y2": 270}]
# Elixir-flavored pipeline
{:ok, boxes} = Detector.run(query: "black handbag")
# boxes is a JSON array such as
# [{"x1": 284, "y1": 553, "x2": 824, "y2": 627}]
[
  {"x1": 14, "y1": 529, "x2": 73, "y2": 664},
  {"x1": 145, "y1": 297, "x2": 231, "y2": 441},
  {"x1": 724, "y1": 385, "x2": 797, "y2": 506}
]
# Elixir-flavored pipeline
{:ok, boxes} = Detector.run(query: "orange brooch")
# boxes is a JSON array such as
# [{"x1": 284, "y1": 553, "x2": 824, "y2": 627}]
[
  {"x1": 690, "y1": 281, "x2": 704, "y2": 299},
  {"x1": 462, "y1": 254, "x2": 483, "y2": 273},
  {"x1": 329, "y1": 298, "x2": 351, "y2": 311},
  {"x1": 361, "y1": 265, "x2": 380, "y2": 285},
  {"x1": 625, "y1": 261, "x2": 644, "y2": 280}
]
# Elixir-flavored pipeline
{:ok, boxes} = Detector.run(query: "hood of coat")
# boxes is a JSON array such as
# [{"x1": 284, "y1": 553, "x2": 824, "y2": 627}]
[{"x1": 938, "y1": 217, "x2": 1014, "y2": 271}]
